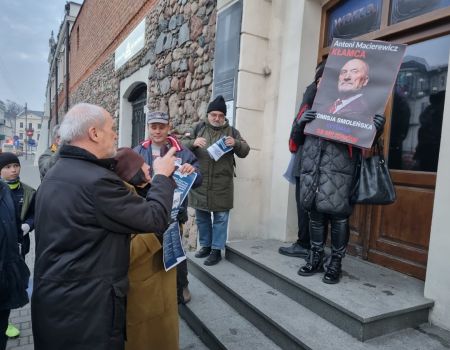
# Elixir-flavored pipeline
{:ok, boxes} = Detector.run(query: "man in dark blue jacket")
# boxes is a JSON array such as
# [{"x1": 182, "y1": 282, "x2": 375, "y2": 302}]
[{"x1": 134, "y1": 110, "x2": 202, "y2": 304}]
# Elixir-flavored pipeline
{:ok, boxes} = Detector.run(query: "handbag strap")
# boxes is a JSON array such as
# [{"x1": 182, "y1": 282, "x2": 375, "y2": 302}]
[{"x1": 373, "y1": 138, "x2": 385, "y2": 156}]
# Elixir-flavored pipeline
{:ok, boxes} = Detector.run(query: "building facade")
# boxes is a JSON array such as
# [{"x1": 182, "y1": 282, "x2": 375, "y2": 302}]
[
  {"x1": 44, "y1": 0, "x2": 450, "y2": 331},
  {"x1": 15, "y1": 109, "x2": 44, "y2": 153}
]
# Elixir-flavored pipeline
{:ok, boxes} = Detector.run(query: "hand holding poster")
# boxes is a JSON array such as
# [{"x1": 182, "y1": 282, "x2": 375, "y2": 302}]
[
  {"x1": 304, "y1": 39, "x2": 406, "y2": 149},
  {"x1": 163, "y1": 170, "x2": 198, "y2": 271}
]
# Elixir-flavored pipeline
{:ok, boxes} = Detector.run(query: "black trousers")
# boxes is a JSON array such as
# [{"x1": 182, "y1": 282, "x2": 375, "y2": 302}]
[
  {"x1": 0, "y1": 309, "x2": 10, "y2": 350},
  {"x1": 295, "y1": 177, "x2": 311, "y2": 249},
  {"x1": 176, "y1": 224, "x2": 188, "y2": 298},
  {"x1": 309, "y1": 209, "x2": 350, "y2": 258}
]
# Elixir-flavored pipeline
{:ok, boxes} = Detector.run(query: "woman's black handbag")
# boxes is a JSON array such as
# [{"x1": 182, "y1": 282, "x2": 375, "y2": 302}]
[{"x1": 353, "y1": 141, "x2": 396, "y2": 205}]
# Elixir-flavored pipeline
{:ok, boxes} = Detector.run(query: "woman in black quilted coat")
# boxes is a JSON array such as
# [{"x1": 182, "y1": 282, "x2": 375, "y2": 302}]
[{"x1": 293, "y1": 80, "x2": 385, "y2": 284}]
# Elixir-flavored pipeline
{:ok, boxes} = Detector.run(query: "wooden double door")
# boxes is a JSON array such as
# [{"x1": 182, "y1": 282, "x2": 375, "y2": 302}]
[{"x1": 347, "y1": 36, "x2": 449, "y2": 280}]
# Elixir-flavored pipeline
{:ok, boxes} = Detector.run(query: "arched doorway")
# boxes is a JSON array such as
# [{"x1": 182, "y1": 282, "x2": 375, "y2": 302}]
[{"x1": 128, "y1": 83, "x2": 147, "y2": 148}]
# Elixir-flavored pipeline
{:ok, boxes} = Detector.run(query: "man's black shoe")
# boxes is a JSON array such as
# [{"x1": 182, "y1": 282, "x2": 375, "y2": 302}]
[
  {"x1": 195, "y1": 246, "x2": 211, "y2": 258},
  {"x1": 204, "y1": 249, "x2": 221, "y2": 266},
  {"x1": 278, "y1": 243, "x2": 310, "y2": 258}
]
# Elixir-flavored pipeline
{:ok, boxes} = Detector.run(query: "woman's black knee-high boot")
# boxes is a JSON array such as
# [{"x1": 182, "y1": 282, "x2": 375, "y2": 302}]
[
  {"x1": 298, "y1": 210, "x2": 326, "y2": 276},
  {"x1": 323, "y1": 216, "x2": 350, "y2": 284}
]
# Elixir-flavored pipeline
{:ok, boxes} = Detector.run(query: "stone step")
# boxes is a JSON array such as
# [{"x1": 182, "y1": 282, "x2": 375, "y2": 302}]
[
  {"x1": 186, "y1": 251, "x2": 449, "y2": 349},
  {"x1": 179, "y1": 317, "x2": 209, "y2": 350},
  {"x1": 226, "y1": 239, "x2": 434, "y2": 341},
  {"x1": 179, "y1": 273, "x2": 281, "y2": 350}
]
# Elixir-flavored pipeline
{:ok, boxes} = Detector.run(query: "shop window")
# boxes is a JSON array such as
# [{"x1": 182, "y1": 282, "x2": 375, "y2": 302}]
[
  {"x1": 388, "y1": 35, "x2": 449, "y2": 172},
  {"x1": 390, "y1": 0, "x2": 450, "y2": 24},
  {"x1": 326, "y1": 0, "x2": 382, "y2": 46}
]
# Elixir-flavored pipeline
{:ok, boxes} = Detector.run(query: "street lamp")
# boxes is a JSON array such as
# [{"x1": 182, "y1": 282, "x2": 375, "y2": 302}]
[{"x1": 25, "y1": 103, "x2": 27, "y2": 160}]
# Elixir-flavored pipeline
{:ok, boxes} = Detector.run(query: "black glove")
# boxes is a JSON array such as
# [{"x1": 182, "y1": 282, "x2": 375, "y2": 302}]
[
  {"x1": 373, "y1": 114, "x2": 386, "y2": 131},
  {"x1": 296, "y1": 110, "x2": 317, "y2": 127}
]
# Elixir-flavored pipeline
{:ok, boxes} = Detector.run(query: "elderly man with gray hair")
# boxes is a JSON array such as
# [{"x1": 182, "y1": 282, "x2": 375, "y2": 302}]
[
  {"x1": 38, "y1": 124, "x2": 61, "y2": 180},
  {"x1": 32, "y1": 103, "x2": 177, "y2": 350}
]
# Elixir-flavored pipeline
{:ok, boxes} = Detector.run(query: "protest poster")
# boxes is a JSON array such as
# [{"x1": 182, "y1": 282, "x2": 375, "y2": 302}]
[
  {"x1": 304, "y1": 38, "x2": 406, "y2": 149},
  {"x1": 163, "y1": 222, "x2": 186, "y2": 271},
  {"x1": 207, "y1": 136, "x2": 233, "y2": 161},
  {"x1": 163, "y1": 170, "x2": 197, "y2": 271}
]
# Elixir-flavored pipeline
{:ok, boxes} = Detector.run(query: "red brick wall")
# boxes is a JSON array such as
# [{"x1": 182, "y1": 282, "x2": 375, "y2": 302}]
[{"x1": 69, "y1": 0, "x2": 157, "y2": 92}]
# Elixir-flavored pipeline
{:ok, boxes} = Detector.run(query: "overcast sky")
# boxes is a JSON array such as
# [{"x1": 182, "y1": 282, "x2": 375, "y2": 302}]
[{"x1": 0, "y1": 0, "x2": 78, "y2": 111}]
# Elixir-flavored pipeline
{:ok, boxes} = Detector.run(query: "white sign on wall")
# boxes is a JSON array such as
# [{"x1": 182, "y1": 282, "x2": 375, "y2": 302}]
[
  {"x1": 115, "y1": 19, "x2": 146, "y2": 70},
  {"x1": 225, "y1": 100, "x2": 234, "y2": 127}
]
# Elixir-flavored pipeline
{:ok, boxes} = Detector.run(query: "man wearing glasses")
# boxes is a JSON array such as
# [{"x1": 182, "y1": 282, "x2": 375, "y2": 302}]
[{"x1": 183, "y1": 95, "x2": 250, "y2": 266}]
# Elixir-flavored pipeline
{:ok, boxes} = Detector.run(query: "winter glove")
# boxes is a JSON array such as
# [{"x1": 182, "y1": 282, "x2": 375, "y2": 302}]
[
  {"x1": 373, "y1": 114, "x2": 386, "y2": 131},
  {"x1": 21, "y1": 223, "x2": 30, "y2": 236},
  {"x1": 296, "y1": 110, "x2": 317, "y2": 127}
]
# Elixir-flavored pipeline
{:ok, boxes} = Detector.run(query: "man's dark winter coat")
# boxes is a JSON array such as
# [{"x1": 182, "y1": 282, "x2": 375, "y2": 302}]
[
  {"x1": 32, "y1": 145, "x2": 176, "y2": 350},
  {"x1": 183, "y1": 119, "x2": 250, "y2": 211}
]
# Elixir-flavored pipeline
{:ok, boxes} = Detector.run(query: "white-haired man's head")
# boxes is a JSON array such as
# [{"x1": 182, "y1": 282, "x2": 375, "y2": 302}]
[
  {"x1": 338, "y1": 58, "x2": 369, "y2": 98},
  {"x1": 60, "y1": 103, "x2": 117, "y2": 158}
]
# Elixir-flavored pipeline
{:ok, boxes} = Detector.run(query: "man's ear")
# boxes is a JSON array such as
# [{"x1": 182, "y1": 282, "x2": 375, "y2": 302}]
[
  {"x1": 87, "y1": 126, "x2": 99, "y2": 142},
  {"x1": 363, "y1": 75, "x2": 369, "y2": 87}
]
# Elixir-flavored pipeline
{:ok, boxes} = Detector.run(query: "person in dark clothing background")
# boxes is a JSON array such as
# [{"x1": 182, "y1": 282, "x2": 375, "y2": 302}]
[
  {"x1": 0, "y1": 181, "x2": 30, "y2": 350},
  {"x1": 0, "y1": 153, "x2": 36, "y2": 259},
  {"x1": 0, "y1": 152, "x2": 35, "y2": 340},
  {"x1": 388, "y1": 91, "x2": 411, "y2": 169},
  {"x1": 414, "y1": 90, "x2": 445, "y2": 172},
  {"x1": 38, "y1": 124, "x2": 61, "y2": 181},
  {"x1": 279, "y1": 61, "x2": 326, "y2": 258}
]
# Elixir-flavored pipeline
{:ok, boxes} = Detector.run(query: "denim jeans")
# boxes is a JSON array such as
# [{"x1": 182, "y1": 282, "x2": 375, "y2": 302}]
[{"x1": 195, "y1": 209, "x2": 230, "y2": 250}]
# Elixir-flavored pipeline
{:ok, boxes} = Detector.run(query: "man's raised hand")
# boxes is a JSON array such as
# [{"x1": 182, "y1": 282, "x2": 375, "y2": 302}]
[{"x1": 153, "y1": 147, "x2": 177, "y2": 177}]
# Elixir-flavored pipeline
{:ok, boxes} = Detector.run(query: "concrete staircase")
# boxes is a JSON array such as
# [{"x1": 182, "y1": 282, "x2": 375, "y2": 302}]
[{"x1": 180, "y1": 239, "x2": 450, "y2": 349}]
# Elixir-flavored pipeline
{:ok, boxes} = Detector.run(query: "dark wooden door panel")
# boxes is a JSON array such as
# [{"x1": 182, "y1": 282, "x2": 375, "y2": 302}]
[
  {"x1": 367, "y1": 250, "x2": 426, "y2": 280},
  {"x1": 348, "y1": 205, "x2": 369, "y2": 256},
  {"x1": 367, "y1": 186, "x2": 433, "y2": 278}
]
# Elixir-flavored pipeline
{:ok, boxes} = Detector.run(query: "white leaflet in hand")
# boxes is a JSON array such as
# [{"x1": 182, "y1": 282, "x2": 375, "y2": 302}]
[
  {"x1": 207, "y1": 136, "x2": 233, "y2": 161},
  {"x1": 163, "y1": 170, "x2": 198, "y2": 271}
]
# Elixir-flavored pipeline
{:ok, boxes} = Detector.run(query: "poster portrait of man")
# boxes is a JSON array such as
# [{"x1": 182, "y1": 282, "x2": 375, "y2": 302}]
[
  {"x1": 305, "y1": 38, "x2": 406, "y2": 148},
  {"x1": 329, "y1": 58, "x2": 370, "y2": 118}
]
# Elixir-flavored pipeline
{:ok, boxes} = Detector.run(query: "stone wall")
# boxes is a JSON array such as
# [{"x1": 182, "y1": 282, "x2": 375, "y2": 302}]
[
  {"x1": 145, "y1": 0, "x2": 216, "y2": 134},
  {"x1": 70, "y1": 56, "x2": 118, "y2": 117},
  {"x1": 69, "y1": 0, "x2": 218, "y2": 249},
  {"x1": 69, "y1": 0, "x2": 217, "y2": 133}
]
